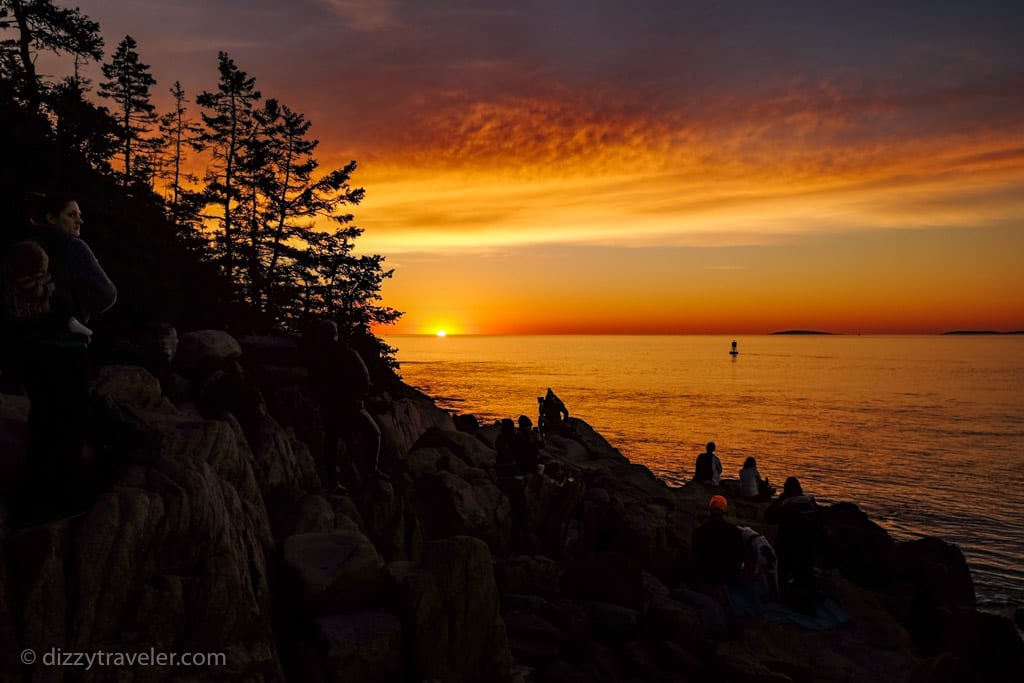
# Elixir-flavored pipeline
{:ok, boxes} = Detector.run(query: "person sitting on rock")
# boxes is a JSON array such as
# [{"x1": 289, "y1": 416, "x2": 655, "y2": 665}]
[
  {"x1": 765, "y1": 476, "x2": 825, "y2": 609},
  {"x1": 693, "y1": 441, "x2": 722, "y2": 486},
  {"x1": 691, "y1": 495, "x2": 746, "y2": 585},
  {"x1": 739, "y1": 456, "x2": 774, "y2": 500},
  {"x1": 304, "y1": 319, "x2": 387, "y2": 495}
]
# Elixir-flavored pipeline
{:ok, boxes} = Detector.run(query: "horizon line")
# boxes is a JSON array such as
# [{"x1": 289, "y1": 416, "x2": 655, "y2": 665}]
[{"x1": 380, "y1": 330, "x2": 1024, "y2": 337}]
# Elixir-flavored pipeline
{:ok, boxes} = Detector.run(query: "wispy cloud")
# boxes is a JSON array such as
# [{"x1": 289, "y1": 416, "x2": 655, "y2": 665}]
[{"x1": 315, "y1": 0, "x2": 401, "y2": 31}]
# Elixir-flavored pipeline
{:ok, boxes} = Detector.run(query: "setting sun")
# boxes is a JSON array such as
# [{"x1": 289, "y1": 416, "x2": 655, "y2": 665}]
[{"x1": 436, "y1": 330, "x2": 447, "y2": 337}]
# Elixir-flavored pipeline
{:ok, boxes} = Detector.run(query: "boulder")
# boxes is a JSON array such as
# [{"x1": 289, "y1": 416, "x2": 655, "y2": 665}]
[
  {"x1": 313, "y1": 611, "x2": 404, "y2": 683},
  {"x1": 421, "y1": 536, "x2": 514, "y2": 681},
  {"x1": 493, "y1": 555, "x2": 563, "y2": 597},
  {"x1": 415, "y1": 470, "x2": 511, "y2": 551},
  {"x1": 578, "y1": 600, "x2": 640, "y2": 643},
  {"x1": 503, "y1": 612, "x2": 564, "y2": 667},
  {"x1": 889, "y1": 536, "x2": 975, "y2": 610},
  {"x1": 359, "y1": 480, "x2": 422, "y2": 562},
  {"x1": 560, "y1": 638, "x2": 622, "y2": 683},
  {"x1": 820, "y1": 501, "x2": 896, "y2": 587},
  {"x1": 266, "y1": 487, "x2": 335, "y2": 540},
  {"x1": 90, "y1": 364, "x2": 168, "y2": 411},
  {"x1": 175, "y1": 329, "x2": 242, "y2": 373},
  {"x1": 241, "y1": 412, "x2": 321, "y2": 495},
  {"x1": 385, "y1": 561, "x2": 449, "y2": 680},
  {"x1": 521, "y1": 473, "x2": 585, "y2": 556},
  {"x1": 936, "y1": 606, "x2": 1024, "y2": 682},
  {"x1": 373, "y1": 398, "x2": 454, "y2": 467},
  {"x1": 563, "y1": 551, "x2": 645, "y2": 610},
  {"x1": 236, "y1": 334, "x2": 302, "y2": 367},
  {"x1": 0, "y1": 393, "x2": 28, "y2": 496},
  {"x1": 621, "y1": 639, "x2": 665, "y2": 680},
  {"x1": 541, "y1": 659, "x2": 596, "y2": 683},
  {"x1": 2, "y1": 395, "x2": 279, "y2": 680},
  {"x1": 284, "y1": 531, "x2": 385, "y2": 614},
  {"x1": 412, "y1": 426, "x2": 496, "y2": 471}
]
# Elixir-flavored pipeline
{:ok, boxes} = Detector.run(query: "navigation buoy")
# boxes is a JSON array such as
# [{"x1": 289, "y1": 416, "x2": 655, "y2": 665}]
[{"x1": 730, "y1": 340, "x2": 739, "y2": 356}]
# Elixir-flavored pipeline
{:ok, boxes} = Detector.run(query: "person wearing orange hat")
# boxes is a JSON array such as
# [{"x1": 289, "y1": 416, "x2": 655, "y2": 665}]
[{"x1": 691, "y1": 495, "x2": 746, "y2": 585}]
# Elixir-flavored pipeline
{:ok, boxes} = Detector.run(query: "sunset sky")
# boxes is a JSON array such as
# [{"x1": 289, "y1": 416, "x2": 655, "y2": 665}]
[{"x1": 64, "y1": 1, "x2": 1024, "y2": 334}]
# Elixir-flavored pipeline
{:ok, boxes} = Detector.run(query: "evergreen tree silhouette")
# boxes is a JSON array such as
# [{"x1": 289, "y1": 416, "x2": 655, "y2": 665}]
[
  {"x1": 100, "y1": 35, "x2": 157, "y2": 188},
  {"x1": 156, "y1": 80, "x2": 204, "y2": 229},
  {"x1": 197, "y1": 51, "x2": 261, "y2": 288},
  {"x1": 0, "y1": 0, "x2": 102, "y2": 113}
]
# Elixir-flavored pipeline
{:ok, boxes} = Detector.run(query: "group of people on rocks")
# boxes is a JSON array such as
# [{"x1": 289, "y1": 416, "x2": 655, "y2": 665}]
[
  {"x1": 495, "y1": 415, "x2": 542, "y2": 477},
  {"x1": 694, "y1": 441, "x2": 775, "y2": 501},
  {"x1": 690, "y1": 440, "x2": 825, "y2": 612},
  {"x1": 492, "y1": 389, "x2": 583, "y2": 554},
  {"x1": 491, "y1": 388, "x2": 572, "y2": 479}
]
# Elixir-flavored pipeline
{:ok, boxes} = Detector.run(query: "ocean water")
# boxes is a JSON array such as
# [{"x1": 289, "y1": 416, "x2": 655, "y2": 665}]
[{"x1": 385, "y1": 334, "x2": 1024, "y2": 619}]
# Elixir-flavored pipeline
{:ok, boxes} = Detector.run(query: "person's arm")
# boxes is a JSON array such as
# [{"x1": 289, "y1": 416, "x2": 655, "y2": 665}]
[{"x1": 65, "y1": 238, "x2": 116, "y2": 320}]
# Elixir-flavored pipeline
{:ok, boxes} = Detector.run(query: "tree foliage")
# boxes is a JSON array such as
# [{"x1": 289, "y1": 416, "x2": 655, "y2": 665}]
[
  {"x1": 196, "y1": 51, "x2": 261, "y2": 287},
  {"x1": 1, "y1": 8, "x2": 403, "y2": 370},
  {"x1": 99, "y1": 34, "x2": 157, "y2": 187},
  {"x1": 48, "y1": 74, "x2": 119, "y2": 172},
  {"x1": 0, "y1": 0, "x2": 102, "y2": 112}
]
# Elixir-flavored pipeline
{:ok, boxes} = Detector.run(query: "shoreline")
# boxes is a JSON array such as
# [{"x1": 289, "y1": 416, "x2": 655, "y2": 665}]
[
  {"x1": 388, "y1": 333, "x2": 1024, "y2": 635},
  {"x1": 1, "y1": 330, "x2": 1020, "y2": 681}
]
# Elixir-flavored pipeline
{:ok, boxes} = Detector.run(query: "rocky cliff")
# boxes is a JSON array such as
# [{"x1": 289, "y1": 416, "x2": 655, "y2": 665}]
[{"x1": 0, "y1": 330, "x2": 1020, "y2": 682}]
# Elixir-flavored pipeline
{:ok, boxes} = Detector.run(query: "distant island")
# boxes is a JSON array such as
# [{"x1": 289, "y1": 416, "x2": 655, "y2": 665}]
[
  {"x1": 942, "y1": 330, "x2": 1024, "y2": 335},
  {"x1": 771, "y1": 330, "x2": 833, "y2": 335}
]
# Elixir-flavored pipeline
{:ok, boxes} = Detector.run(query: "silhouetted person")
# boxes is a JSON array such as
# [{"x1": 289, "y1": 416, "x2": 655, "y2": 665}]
[
  {"x1": 494, "y1": 418, "x2": 518, "y2": 477},
  {"x1": 693, "y1": 441, "x2": 722, "y2": 485},
  {"x1": 739, "y1": 456, "x2": 773, "y2": 500},
  {"x1": 538, "y1": 387, "x2": 569, "y2": 436},
  {"x1": 6, "y1": 194, "x2": 116, "y2": 525},
  {"x1": 691, "y1": 495, "x2": 746, "y2": 585},
  {"x1": 765, "y1": 476, "x2": 824, "y2": 609},
  {"x1": 512, "y1": 414, "x2": 541, "y2": 474},
  {"x1": 24, "y1": 195, "x2": 116, "y2": 328},
  {"x1": 304, "y1": 320, "x2": 385, "y2": 495}
]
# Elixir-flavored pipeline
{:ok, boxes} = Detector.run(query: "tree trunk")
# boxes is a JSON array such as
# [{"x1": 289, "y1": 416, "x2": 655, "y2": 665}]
[{"x1": 11, "y1": 0, "x2": 41, "y2": 114}]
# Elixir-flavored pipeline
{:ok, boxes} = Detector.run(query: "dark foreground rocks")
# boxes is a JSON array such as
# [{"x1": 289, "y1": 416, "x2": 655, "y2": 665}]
[{"x1": 0, "y1": 329, "x2": 1019, "y2": 682}]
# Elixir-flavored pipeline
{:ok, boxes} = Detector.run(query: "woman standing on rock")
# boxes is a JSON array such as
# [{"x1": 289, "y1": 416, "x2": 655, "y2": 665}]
[{"x1": 10, "y1": 193, "x2": 117, "y2": 524}]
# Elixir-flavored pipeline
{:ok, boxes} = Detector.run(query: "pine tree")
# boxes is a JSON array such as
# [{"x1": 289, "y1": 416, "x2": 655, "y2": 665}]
[
  {"x1": 295, "y1": 222, "x2": 401, "y2": 332},
  {"x1": 49, "y1": 74, "x2": 119, "y2": 172},
  {"x1": 157, "y1": 80, "x2": 204, "y2": 226},
  {"x1": 197, "y1": 51, "x2": 261, "y2": 284},
  {"x1": 99, "y1": 34, "x2": 156, "y2": 188},
  {"x1": 0, "y1": 0, "x2": 102, "y2": 113}
]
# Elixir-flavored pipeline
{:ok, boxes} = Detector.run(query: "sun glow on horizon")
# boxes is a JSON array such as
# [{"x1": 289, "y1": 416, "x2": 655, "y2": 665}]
[{"x1": 436, "y1": 330, "x2": 447, "y2": 337}]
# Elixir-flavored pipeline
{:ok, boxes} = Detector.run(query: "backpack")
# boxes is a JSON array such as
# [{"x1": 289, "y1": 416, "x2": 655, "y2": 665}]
[{"x1": 737, "y1": 526, "x2": 780, "y2": 599}]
